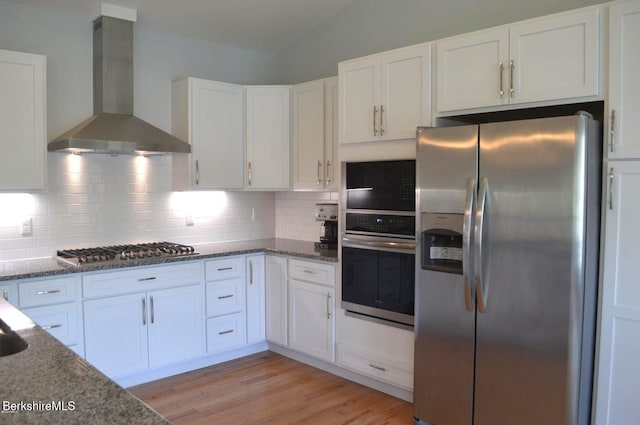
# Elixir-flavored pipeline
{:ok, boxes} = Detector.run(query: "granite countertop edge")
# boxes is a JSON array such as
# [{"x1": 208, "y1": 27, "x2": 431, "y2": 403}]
[{"x1": 0, "y1": 238, "x2": 338, "y2": 281}]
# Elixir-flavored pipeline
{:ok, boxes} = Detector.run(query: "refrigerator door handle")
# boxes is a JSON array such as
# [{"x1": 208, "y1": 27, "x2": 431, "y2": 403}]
[
  {"x1": 475, "y1": 177, "x2": 489, "y2": 313},
  {"x1": 462, "y1": 177, "x2": 476, "y2": 312}
]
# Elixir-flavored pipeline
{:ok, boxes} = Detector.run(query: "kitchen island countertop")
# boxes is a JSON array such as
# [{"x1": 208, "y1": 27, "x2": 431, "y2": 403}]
[
  {"x1": 0, "y1": 297, "x2": 170, "y2": 424},
  {"x1": 0, "y1": 238, "x2": 337, "y2": 282}
]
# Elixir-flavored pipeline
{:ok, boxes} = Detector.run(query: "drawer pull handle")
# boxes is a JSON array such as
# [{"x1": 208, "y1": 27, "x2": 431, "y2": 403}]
[
  {"x1": 218, "y1": 329, "x2": 234, "y2": 335},
  {"x1": 218, "y1": 294, "x2": 234, "y2": 299},
  {"x1": 217, "y1": 267, "x2": 233, "y2": 272},
  {"x1": 36, "y1": 289, "x2": 61, "y2": 295},
  {"x1": 303, "y1": 269, "x2": 318, "y2": 275},
  {"x1": 42, "y1": 324, "x2": 63, "y2": 330},
  {"x1": 138, "y1": 277, "x2": 157, "y2": 282},
  {"x1": 369, "y1": 363, "x2": 386, "y2": 372}
]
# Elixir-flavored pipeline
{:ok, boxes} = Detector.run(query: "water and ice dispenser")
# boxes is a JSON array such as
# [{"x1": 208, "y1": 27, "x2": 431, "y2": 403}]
[{"x1": 421, "y1": 213, "x2": 464, "y2": 275}]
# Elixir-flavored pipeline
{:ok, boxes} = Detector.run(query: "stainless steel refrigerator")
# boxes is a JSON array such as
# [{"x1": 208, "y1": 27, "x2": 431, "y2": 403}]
[{"x1": 414, "y1": 113, "x2": 601, "y2": 425}]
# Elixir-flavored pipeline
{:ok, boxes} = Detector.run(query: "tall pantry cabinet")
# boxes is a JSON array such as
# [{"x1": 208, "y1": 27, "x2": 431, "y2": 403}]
[{"x1": 595, "y1": 1, "x2": 640, "y2": 424}]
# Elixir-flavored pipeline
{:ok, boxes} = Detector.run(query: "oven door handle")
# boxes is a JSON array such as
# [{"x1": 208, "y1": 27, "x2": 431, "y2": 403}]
[{"x1": 342, "y1": 236, "x2": 416, "y2": 252}]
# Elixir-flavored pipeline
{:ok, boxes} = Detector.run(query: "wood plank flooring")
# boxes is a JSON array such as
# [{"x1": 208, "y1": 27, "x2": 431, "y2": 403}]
[{"x1": 129, "y1": 351, "x2": 414, "y2": 425}]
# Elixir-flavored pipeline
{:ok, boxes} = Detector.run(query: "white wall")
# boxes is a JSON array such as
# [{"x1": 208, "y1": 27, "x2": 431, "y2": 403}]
[
  {"x1": 275, "y1": 192, "x2": 338, "y2": 242},
  {"x1": 275, "y1": 0, "x2": 610, "y2": 83}
]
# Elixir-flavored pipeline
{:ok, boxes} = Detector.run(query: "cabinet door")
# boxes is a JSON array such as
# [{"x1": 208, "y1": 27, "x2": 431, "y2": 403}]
[
  {"x1": 595, "y1": 162, "x2": 640, "y2": 425},
  {"x1": 84, "y1": 293, "x2": 148, "y2": 377},
  {"x1": 324, "y1": 76, "x2": 339, "y2": 190},
  {"x1": 147, "y1": 285, "x2": 204, "y2": 368},
  {"x1": 293, "y1": 80, "x2": 325, "y2": 190},
  {"x1": 245, "y1": 86, "x2": 291, "y2": 190},
  {"x1": 246, "y1": 254, "x2": 266, "y2": 344},
  {"x1": 0, "y1": 283, "x2": 18, "y2": 306},
  {"x1": 509, "y1": 8, "x2": 600, "y2": 104},
  {"x1": 0, "y1": 49, "x2": 45, "y2": 190},
  {"x1": 339, "y1": 56, "x2": 380, "y2": 143},
  {"x1": 265, "y1": 255, "x2": 287, "y2": 346},
  {"x1": 289, "y1": 279, "x2": 335, "y2": 362},
  {"x1": 379, "y1": 43, "x2": 431, "y2": 140},
  {"x1": 436, "y1": 28, "x2": 509, "y2": 112},
  {"x1": 608, "y1": 0, "x2": 640, "y2": 160}
]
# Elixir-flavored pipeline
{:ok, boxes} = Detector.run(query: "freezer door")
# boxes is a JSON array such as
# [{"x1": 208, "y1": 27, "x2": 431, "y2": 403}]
[
  {"x1": 414, "y1": 125, "x2": 478, "y2": 425},
  {"x1": 473, "y1": 115, "x2": 595, "y2": 425}
]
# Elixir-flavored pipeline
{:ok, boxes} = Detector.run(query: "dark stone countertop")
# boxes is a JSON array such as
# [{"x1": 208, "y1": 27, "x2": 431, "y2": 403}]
[
  {"x1": 0, "y1": 297, "x2": 170, "y2": 424},
  {"x1": 0, "y1": 238, "x2": 338, "y2": 282}
]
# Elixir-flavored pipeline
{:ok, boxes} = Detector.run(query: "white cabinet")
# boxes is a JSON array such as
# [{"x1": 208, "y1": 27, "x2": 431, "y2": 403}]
[
  {"x1": 246, "y1": 254, "x2": 266, "y2": 344},
  {"x1": 607, "y1": 0, "x2": 640, "y2": 160},
  {"x1": 287, "y1": 259, "x2": 335, "y2": 362},
  {"x1": 245, "y1": 86, "x2": 291, "y2": 190},
  {"x1": 82, "y1": 263, "x2": 204, "y2": 378},
  {"x1": 339, "y1": 43, "x2": 431, "y2": 143},
  {"x1": 595, "y1": 160, "x2": 640, "y2": 423},
  {"x1": 0, "y1": 49, "x2": 46, "y2": 190},
  {"x1": 0, "y1": 282, "x2": 18, "y2": 306},
  {"x1": 292, "y1": 76, "x2": 339, "y2": 190},
  {"x1": 172, "y1": 78, "x2": 244, "y2": 190},
  {"x1": 265, "y1": 255, "x2": 288, "y2": 346},
  {"x1": 436, "y1": 7, "x2": 601, "y2": 112}
]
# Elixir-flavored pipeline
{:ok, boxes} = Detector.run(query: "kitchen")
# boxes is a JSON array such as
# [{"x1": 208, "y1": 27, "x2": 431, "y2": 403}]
[{"x1": 0, "y1": 0, "x2": 638, "y2": 424}]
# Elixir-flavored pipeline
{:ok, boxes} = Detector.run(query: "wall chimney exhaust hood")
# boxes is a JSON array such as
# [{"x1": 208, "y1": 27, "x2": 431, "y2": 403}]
[{"x1": 49, "y1": 15, "x2": 190, "y2": 155}]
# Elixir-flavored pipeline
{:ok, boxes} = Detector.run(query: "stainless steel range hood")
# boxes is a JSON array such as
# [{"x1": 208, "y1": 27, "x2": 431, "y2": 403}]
[{"x1": 49, "y1": 16, "x2": 190, "y2": 155}]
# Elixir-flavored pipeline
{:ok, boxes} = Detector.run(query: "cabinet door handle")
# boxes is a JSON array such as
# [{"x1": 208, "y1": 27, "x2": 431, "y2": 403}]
[
  {"x1": 609, "y1": 168, "x2": 615, "y2": 210},
  {"x1": 610, "y1": 109, "x2": 616, "y2": 153},
  {"x1": 379, "y1": 105, "x2": 384, "y2": 136},
  {"x1": 42, "y1": 324, "x2": 63, "y2": 330},
  {"x1": 327, "y1": 292, "x2": 332, "y2": 319},
  {"x1": 217, "y1": 294, "x2": 234, "y2": 299},
  {"x1": 36, "y1": 289, "x2": 61, "y2": 295},
  {"x1": 499, "y1": 61, "x2": 505, "y2": 98},
  {"x1": 317, "y1": 160, "x2": 322, "y2": 185},
  {"x1": 2, "y1": 289, "x2": 8, "y2": 301},
  {"x1": 249, "y1": 261, "x2": 254, "y2": 285},
  {"x1": 142, "y1": 297, "x2": 147, "y2": 326},
  {"x1": 138, "y1": 277, "x2": 157, "y2": 282},
  {"x1": 373, "y1": 106, "x2": 378, "y2": 136},
  {"x1": 248, "y1": 162, "x2": 252, "y2": 186},
  {"x1": 509, "y1": 60, "x2": 515, "y2": 97},
  {"x1": 326, "y1": 160, "x2": 332, "y2": 185},
  {"x1": 195, "y1": 159, "x2": 200, "y2": 186},
  {"x1": 150, "y1": 296, "x2": 155, "y2": 324},
  {"x1": 218, "y1": 329, "x2": 234, "y2": 335},
  {"x1": 369, "y1": 363, "x2": 386, "y2": 372},
  {"x1": 303, "y1": 269, "x2": 317, "y2": 275}
]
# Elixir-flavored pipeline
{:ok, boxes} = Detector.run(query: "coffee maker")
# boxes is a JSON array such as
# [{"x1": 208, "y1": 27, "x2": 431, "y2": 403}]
[{"x1": 314, "y1": 203, "x2": 338, "y2": 250}]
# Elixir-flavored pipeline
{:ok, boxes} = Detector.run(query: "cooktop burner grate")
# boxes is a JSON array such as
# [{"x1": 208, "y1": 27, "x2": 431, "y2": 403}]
[{"x1": 55, "y1": 242, "x2": 197, "y2": 266}]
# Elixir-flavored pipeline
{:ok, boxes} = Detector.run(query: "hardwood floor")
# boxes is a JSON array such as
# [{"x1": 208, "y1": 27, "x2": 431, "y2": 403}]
[{"x1": 129, "y1": 351, "x2": 414, "y2": 424}]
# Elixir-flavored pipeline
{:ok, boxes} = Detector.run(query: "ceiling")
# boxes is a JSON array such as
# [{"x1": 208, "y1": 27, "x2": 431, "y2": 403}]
[{"x1": 4, "y1": 0, "x2": 359, "y2": 52}]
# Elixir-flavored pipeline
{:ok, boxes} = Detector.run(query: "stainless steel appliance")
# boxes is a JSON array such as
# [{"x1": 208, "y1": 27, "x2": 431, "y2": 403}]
[
  {"x1": 341, "y1": 160, "x2": 416, "y2": 327},
  {"x1": 414, "y1": 113, "x2": 601, "y2": 425},
  {"x1": 55, "y1": 242, "x2": 197, "y2": 267},
  {"x1": 315, "y1": 203, "x2": 338, "y2": 249}
]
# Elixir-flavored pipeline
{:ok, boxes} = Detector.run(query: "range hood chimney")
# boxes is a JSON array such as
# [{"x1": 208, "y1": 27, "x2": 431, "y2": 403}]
[{"x1": 49, "y1": 15, "x2": 190, "y2": 155}]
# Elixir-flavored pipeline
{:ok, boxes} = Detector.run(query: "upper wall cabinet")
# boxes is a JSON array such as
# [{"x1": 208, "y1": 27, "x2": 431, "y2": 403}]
[
  {"x1": 339, "y1": 43, "x2": 431, "y2": 144},
  {"x1": 245, "y1": 86, "x2": 291, "y2": 190},
  {"x1": 607, "y1": 0, "x2": 640, "y2": 160},
  {"x1": 292, "y1": 76, "x2": 339, "y2": 191},
  {"x1": 172, "y1": 78, "x2": 244, "y2": 190},
  {"x1": 0, "y1": 49, "x2": 46, "y2": 191},
  {"x1": 436, "y1": 7, "x2": 601, "y2": 113}
]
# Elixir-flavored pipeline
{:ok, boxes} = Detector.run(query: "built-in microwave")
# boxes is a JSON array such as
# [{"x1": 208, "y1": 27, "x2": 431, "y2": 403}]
[{"x1": 341, "y1": 160, "x2": 416, "y2": 328}]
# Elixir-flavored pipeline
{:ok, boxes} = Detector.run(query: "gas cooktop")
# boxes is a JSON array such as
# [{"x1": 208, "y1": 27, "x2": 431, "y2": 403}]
[{"x1": 55, "y1": 242, "x2": 198, "y2": 267}]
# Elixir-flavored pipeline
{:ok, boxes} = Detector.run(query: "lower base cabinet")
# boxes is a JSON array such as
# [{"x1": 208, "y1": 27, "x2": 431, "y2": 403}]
[
  {"x1": 206, "y1": 312, "x2": 246, "y2": 352},
  {"x1": 84, "y1": 284, "x2": 203, "y2": 378}
]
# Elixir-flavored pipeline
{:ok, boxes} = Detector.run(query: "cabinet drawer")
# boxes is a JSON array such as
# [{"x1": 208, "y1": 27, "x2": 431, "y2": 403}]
[
  {"x1": 21, "y1": 302, "x2": 80, "y2": 346},
  {"x1": 205, "y1": 257, "x2": 244, "y2": 281},
  {"x1": 83, "y1": 262, "x2": 202, "y2": 298},
  {"x1": 337, "y1": 342, "x2": 413, "y2": 390},
  {"x1": 206, "y1": 313, "x2": 246, "y2": 353},
  {"x1": 18, "y1": 277, "x2": 80, "y2": 308},
  {"x1": 288, "y1": 259, "x2": 335, "y2": 287},
  {"x1": 206, "y1": 278, "x2": 245, "y2": 317}
]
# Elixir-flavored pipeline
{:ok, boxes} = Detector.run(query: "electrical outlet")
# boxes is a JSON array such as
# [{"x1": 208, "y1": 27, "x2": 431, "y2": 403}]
[
  {"x1": 186, "y1": 215, "x2": 194, "y2": 226},
  {"x1": 21, "y1": 218, "x2": 33, "y2": 236}
]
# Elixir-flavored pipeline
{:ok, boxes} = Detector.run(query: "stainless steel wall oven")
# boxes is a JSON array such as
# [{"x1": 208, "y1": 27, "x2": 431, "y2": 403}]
[{"x1": 341, "y1": 160, "x2": 416, "y2": 327}]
